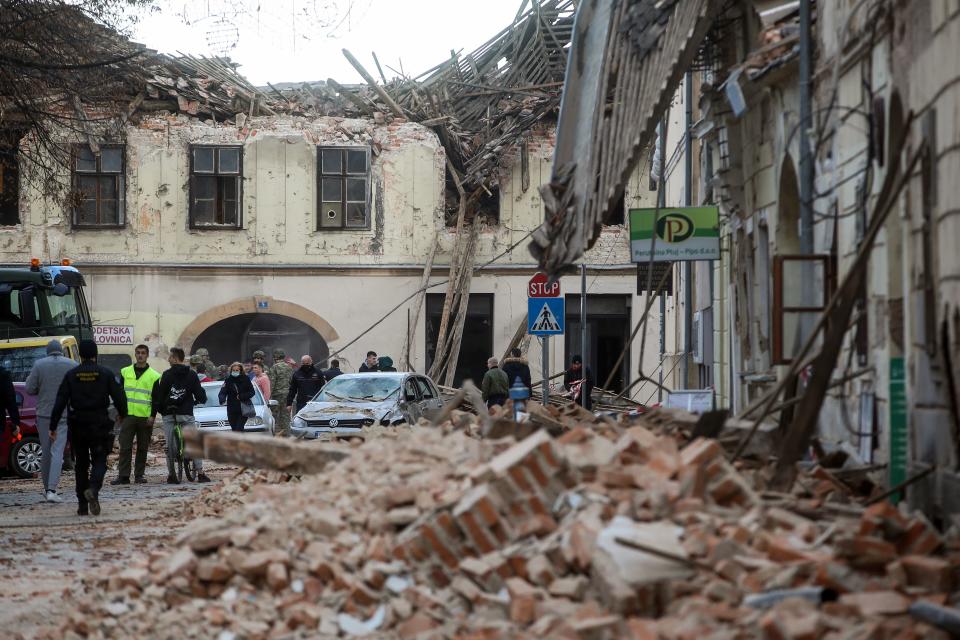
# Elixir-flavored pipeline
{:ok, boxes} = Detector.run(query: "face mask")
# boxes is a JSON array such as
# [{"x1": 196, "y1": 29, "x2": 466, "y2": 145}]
[{"x1": 231, "y1": 371, "x2": 240, "y2": 377}]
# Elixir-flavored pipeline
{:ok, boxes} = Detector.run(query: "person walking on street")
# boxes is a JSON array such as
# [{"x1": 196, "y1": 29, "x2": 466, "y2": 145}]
[
  {"x1": 155, "y1": 347, "x2": 210, "y2": 484},
  {"x1": 24, "y1": 340, "x2": 74, "y2": 502},
  {"x1": 49, "y1": 340, "x2": 126, "y2": 516},
  {"x1": 501, "y1": 348, "x2": 532, "y2": 394},
  {"x1": 251, "y1": 363, "x2": 271, "y2": 400},
  {"x1": 267, "y1": 349, "x2": 294, "y2": 437},
  {"x1": 359, "y1": 351, "x2": 379, "y2": 372},
  {"x1": 248, "y1": 350, "x2": 265, "y2": 381},
  {"x1": 481, "y1": 357, "x2": 510, "y2": 409},
  {"x1": 112, "y1": 344, "x2": 161, "y2": 486},
  {"x1": 323, "y1": 359, "x2": 343, "y2": 382},
  {"x1": 219, "y1": 363, "x2": 255, "y2": 432},
  {"x1": 287, "y1": 355, "x2": 324, "y2": 415},
  {"x1": 195, "y1": 347, "x2": 219, "y2": 381},
  {"x1": 563, "y1": 355, "x2": 594, "y2": 410},
  {"x1": 190, "y1": 355, "x2": 213, "y2": 382}
]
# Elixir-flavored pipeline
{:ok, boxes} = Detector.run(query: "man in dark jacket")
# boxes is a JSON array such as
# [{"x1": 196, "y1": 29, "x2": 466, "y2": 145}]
[
  {"x1": 501, "y1": 348, "x2": 532, "y2": 393},
  {"x1": 323, "y1": 358, "x2": 343, "y2": 382},
  {"x1": 49, "y1": 340, "x2": 126, "y2": 516},
  {"x1": 287, "y1": 355, "x2": 325, "y2": 414},
  {"x1": 377, "y1": 356, "x2": 397, "y2": 372},
  {"x1": 563, "y1": 355, "x2": 594, "y2": 410},
  {"x1": 154, "y1": 347, "x2": 209, "y2": 484},
  {"x1": 359, "y1": 351, "x2": 379, "y2": 372}
]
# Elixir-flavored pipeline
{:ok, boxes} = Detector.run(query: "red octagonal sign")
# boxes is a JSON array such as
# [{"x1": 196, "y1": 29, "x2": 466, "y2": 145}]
[{"x1": 528, "y1": 272, "x2": 560, "y2": 298}]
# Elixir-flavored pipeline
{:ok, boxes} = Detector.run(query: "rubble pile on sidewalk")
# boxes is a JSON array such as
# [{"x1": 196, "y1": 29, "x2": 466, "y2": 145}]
[{"x1": 52, "y1": 408, "x2": 960, "y2": 639}]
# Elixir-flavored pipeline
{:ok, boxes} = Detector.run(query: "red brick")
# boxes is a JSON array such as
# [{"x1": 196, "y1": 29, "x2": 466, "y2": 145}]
[
  {"x1": 680, "y1": 438, "x2": 723, "y2": 468},
  {"x1": 900, "y1": 555, "x2": 953, "y2": 592},
  {"x1": 456, "y1": 511, "x2": 497, "y2": 554},
  {"x1": 420, "y1": 524, "x2": 460, "y2": 570},
  {"x1": 397, "y1": 612, "x2": 438, "y2": 639},
  {"x1": 840, "y1": 590, "x2": 911, "y2": 616}
]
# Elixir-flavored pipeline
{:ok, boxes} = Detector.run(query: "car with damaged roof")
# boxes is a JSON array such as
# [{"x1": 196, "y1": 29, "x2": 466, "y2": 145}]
[{"x1": 290, "y1": 372, "x2": 444, "y2": 438}]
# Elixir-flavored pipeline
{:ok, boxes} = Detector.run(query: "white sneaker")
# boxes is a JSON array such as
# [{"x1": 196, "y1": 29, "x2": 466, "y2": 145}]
[{"x1": 45, "y1": 491, "x2": 63, "y2": 503}]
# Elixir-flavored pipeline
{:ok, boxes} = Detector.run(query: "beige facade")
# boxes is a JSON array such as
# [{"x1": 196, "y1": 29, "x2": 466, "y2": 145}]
[
  {"x1": 2, "y1": 113, "x2": 662, "y2": 395},
  {"x1": 681, "y1": 1, "x2": 960, "y2": 515}
]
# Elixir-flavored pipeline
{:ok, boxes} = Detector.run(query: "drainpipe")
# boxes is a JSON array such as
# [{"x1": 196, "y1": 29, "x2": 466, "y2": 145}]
[
  {"x1": 683, "y1": 72, "x2": 694, "y2": 390},
  {"x1": 657, "y1": 118, "x2": 668, "y2": 403},
  {"x1": 799, "y1": 0, "x2": 814, "y2": 254}
]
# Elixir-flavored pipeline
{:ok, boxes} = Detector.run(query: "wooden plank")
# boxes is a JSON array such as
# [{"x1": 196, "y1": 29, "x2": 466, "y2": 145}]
[{"x1": 183, "y1": 428, "x2": 350, "y2": 475}]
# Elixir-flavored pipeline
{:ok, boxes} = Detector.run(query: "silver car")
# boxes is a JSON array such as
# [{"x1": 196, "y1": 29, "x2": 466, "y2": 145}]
[
  {"x1": 193, "y1": 381, "x2": 276, "y2": 434},
  {"x1": 291, "y1": 372, "x2": 444, "y2": 438}
]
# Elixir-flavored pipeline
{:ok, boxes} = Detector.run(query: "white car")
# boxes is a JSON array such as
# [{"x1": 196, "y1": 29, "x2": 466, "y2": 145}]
[
  {"x1": 193, "y1": 381, "x2": 276, "y2": 434},
  {"x1": 291, "y1": 372, "x2": 444, "y2": 438}
]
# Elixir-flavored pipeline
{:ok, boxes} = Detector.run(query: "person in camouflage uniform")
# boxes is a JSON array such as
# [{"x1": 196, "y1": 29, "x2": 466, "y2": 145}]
[
  {"x1": 249, "y1": 350, "x2": 266, "y2": 380},
  {"x1": 195, "y1": 348, "x2": 220, "y2": 381},
  {"x1": 268, "y1": 348, "x2": 294, "y2": 437}
]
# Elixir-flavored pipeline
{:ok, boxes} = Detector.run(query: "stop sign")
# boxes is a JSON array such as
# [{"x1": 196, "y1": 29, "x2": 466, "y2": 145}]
[{"x1": 528, "y1": 272, "x2": 560, "y2": 297}]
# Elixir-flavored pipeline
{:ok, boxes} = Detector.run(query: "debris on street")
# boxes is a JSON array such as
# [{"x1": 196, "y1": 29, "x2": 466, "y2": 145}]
[{"x1": 48, "y1": 407, "x2": 960, "y2": 639}]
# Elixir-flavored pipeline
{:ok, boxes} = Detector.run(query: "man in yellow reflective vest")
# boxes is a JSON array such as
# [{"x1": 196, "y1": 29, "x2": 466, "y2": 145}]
[{"x1": 112, "y1": 344, "x2": 161, "y2": 485}]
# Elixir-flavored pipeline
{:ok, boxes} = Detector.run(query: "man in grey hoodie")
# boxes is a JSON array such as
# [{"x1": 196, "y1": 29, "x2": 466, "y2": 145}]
[{"x1": 25, "y1": 339, "x2": 77, "y2": 502}]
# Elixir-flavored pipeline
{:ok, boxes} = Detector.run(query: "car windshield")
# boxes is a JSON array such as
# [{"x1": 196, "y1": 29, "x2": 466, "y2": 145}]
[
  {"x1": 317, "y1": 376, "x2": 400, "y2": 402},
  {"x1": 0, "y1": 346, "x2": 48, "y2": 382},
  {"x1": 199, "y1": 382, "x2": 264, "y2": 407}
]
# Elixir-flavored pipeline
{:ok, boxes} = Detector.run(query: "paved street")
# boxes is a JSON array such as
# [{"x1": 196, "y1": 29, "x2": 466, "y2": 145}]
[{"x1": 0, "y1": 458, "x2": 237, "y2": 639}]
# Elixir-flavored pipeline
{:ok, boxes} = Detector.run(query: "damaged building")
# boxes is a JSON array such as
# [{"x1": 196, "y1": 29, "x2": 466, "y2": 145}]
[
  {"x1": 0, "y1": 1, "x2": 672, "y2": 397},
  {"x1": 536, "y1": 0, "x2": 960, "y2": 518}
]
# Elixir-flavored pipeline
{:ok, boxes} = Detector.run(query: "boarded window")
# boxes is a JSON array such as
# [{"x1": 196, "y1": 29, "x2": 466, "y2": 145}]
[
  {"x1": 317, "y1": 146, "x2": 370, "y2": 230},
  {"x1": 773, "y1": 255, "x2": 831, "y2": 364},
  {"x1": 189, "y1": 146, "x2": 242, "y2": 228},
  {"x1": 72, "y1": 145, "x2": 124, "y2": 227}
]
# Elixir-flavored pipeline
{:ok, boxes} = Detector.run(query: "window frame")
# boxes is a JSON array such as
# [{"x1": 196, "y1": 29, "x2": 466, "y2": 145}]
[
  {"x1": 315, "y1": 145, "x2": 371, "y2": 231},
  {"x1": 71, "y1": 144, "x2": 125, "y2": 229},
  {"x1": 188, "y1": 144, "x2": 244, "y2": 230},
  {"x1": 772, "y1": 254, "x2": 832, "y2": 365}
]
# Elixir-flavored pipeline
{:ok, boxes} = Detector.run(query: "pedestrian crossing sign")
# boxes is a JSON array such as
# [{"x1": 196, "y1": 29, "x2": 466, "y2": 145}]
[{"x1": 528, "y1": 297, "x2": 565, "y2": 335}]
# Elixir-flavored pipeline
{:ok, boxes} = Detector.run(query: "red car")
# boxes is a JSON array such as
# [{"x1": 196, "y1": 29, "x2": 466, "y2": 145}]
[{"x1": 1, "y1": 382, "x2": 42, "y2": 478}]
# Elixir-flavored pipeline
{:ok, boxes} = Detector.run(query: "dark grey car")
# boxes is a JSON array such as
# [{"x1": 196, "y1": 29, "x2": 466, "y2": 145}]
[{"x1": 290, "y1": 372, "x2": 444, "y2": 438}]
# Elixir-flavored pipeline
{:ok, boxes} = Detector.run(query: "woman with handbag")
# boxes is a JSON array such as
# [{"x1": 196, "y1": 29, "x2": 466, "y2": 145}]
[{"x1": 219, "y1": 362, "x2": 256, "y2": 431}]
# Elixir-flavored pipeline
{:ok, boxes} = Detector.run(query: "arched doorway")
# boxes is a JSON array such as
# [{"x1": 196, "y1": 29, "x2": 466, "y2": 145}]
[
  {"x1": 193, "y1": 313, "x2": 330, "y2": 367},
  {"x1": 178, "y1": 297, "x2": 339, "y2": 366}
]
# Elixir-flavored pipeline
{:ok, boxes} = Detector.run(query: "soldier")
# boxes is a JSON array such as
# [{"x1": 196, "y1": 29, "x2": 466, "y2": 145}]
[
  {"x1": 195, "y1": 347, "x2": 219, "y2": 381},
  {"x1": 249, "y1": 350, "x2": 265, "y2": 381},
  {"x1": 267, "y1": 348, "x2": 294, "y2": 437}
]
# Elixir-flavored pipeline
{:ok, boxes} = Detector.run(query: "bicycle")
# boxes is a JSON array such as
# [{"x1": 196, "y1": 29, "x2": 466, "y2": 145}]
[{"x1": 170, "y1": 419, "x2": 196, "y2": 483}]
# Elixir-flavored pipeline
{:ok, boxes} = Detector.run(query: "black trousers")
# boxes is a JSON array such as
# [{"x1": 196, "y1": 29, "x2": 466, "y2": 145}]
[
  {"x1": 486, "y1": 394, "x2": 507, "y2": 408},
  {"x1": 227, "y1": 408, "x2": 247, "y2": 432},
  {"x1": 71, "y1": 425, "x2": 113, "y2": 506}
]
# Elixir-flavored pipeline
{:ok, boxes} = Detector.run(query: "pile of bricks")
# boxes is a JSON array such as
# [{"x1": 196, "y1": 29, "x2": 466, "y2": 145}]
[{"x1": 47, "y1": 409, "x2": 960, "y2": 639}]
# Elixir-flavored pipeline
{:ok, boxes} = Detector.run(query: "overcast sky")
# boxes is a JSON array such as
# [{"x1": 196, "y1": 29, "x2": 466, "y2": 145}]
[{"x1": 131, "y1": 0, "x2": 525, "y2": 86}]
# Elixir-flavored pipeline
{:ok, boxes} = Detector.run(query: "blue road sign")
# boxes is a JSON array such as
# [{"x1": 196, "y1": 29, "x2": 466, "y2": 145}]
[{"x1": 528, "y1": 297, "x2": 565, "y2": 336}]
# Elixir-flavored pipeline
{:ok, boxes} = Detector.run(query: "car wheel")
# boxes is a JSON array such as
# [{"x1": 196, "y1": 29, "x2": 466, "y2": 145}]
[{"x1": 11, "y1": 437, "x2": 42, "y2": 479}]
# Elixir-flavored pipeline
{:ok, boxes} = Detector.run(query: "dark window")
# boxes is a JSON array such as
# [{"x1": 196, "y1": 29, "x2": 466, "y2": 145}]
[
  {"x1": 190, "y1": 146, "x2": 242, "y2": 229},
  {"x1": 606, "y1": 190, "x2": 626, "y2": 225},
  {"x1": 414, "y1": 377, "x2": 436, "y2": 399},
  {"x1": 317, "y1": 146, "x2": 370, "y2": 230},
  {"x1": 425, "y1": 293, "x2": 494, "y2": 387},
  {"x1": 72, "y1": 145, "x2": 124, "y2": 227},
  {"x1": 772, "y1": 255, "x2": 830, "y2": 364}
]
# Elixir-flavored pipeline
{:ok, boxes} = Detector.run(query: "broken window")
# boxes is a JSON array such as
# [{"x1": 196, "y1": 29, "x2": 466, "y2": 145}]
[
  {"x1": 317, "y1": 146, "x2": 370, "y2": 230},
  {"x1": 190, "y1": 146, "x2": 242, "y2": 228},
  {"x1": 72, "y1": 145, "x2": 124, "y2": 227},
  {"x1": 772, "y1": 255, "x2": 831, "y2": 364}
]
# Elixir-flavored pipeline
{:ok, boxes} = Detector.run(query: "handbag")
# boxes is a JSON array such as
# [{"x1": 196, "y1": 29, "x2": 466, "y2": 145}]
[{"x1": 240, "y1": 400, "x2": 256, "y2": 419}]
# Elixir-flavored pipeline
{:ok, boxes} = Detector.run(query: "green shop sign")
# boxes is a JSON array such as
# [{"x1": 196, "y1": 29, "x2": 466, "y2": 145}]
[{"x1": 629, "y1": 206, "x2": 720, "y2": 262}]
